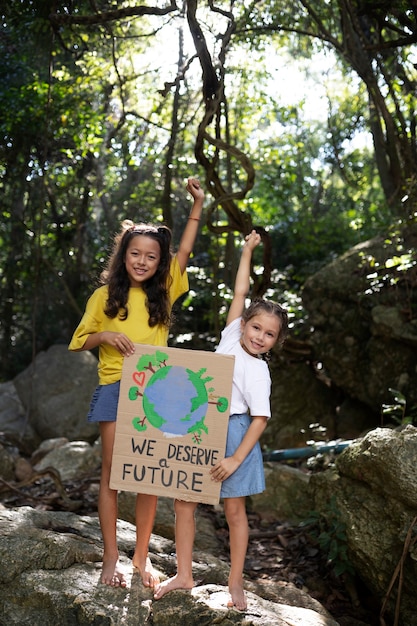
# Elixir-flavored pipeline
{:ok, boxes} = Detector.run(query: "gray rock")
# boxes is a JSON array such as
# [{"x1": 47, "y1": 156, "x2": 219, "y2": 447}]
[
  {"x1": 265, "y1": 358, "x2": 344, "y2": 450},
  {"x1": 0, "y1": 380, "x2": 38, "y2": 449},
  {"x1": 251, "y1": 464, "x2": 313, "y2": 524},
  {"x1": 34, "y1": 440, "x2": 102, "y2": 481},
  {"x1": 302, "y1": 235, "x2": 417, "y2": 413},
  {"x1": 152, "y1": 585, "x2": 339, "y2": 625},
  {"x1": 0, "y1": 507, "x2": 338, "y2": 626},
  {"x1": 31, "y1": 437, "x2": 70, "y2": 465},
  {"x1": 310, "y1": 425, "x2": 417, "y2": 626},
  {"x1": 0, "y1": 443, "x2": 15, "y2": 481},
  {"x1": 13, "y1": 345, "x2": 99, "y2": 443}
]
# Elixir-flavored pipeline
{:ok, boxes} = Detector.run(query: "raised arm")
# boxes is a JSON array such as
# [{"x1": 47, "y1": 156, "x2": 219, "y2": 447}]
[
  {"x1": 176, "y1": 177, "x2": 205, "y2": 273},
  {"x1": 226, "y1": 230, "x2": 261, "y2": 326}
]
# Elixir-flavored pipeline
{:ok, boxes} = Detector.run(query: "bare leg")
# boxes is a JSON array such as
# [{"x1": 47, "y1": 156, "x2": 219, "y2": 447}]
[
  {"x1": 98, "y1": 421, "x2": 126, "y2": 587},
  {"x1": 154, "y1": 500, "x2": 198, "y2": 599},
  {"x1": 132, "y1": 493, "x2": 159, "y2": 587},
  {"x1": 224, "y1": 496, "x2": 248, "y2": 611}
]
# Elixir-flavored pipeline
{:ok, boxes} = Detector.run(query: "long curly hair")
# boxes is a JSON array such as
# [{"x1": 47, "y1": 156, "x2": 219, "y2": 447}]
[{"x1": 101, "y1": 220, "x2": 173, "y2": 327}]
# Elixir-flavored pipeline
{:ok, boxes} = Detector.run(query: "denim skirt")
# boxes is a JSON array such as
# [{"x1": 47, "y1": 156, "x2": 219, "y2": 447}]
[
  {"x1": 220, "y1": 413, "x2": 265, "y2": 499},
  {"x1": 87, "y1": 381, "x2": 120, "y2": 423}
]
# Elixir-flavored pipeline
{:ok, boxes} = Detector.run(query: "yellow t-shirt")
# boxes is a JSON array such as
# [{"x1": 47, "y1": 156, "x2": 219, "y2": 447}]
[{"x1": 68, "y1": 256, "x2": 188, "y2": 384}]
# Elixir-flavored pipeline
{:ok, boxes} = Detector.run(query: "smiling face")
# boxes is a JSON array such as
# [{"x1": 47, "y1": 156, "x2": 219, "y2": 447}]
[
  {"x1": 124, "y1": 234, "x2": 161, "y2": 287},
  {"x1": 240, "y1": 312, "x2": 281, "y2": 357}
]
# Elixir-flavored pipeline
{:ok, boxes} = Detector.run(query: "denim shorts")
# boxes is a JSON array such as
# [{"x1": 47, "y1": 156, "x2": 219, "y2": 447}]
[
  {"x1": 220, "y1": 413, "x2": 265, "y2": 499},
  {"x1": 87, "y1": 381, "x2": 120, "y2": 423}
]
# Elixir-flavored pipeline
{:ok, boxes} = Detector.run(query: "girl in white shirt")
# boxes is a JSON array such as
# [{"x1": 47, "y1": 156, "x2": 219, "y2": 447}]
[{"x1": 154, "y1": 230, "x2": 288, "y2": 611}]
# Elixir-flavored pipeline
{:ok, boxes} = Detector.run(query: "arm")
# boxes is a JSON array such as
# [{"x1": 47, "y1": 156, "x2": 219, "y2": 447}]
[
  {"x1": 71, "y1": 331, "x2": 135, "y2": 356},
  {"x1": 176, "y1": 177, "x2": 205, "y2": 273},
  {"x1": 226, "y1": 230, "x2": 261, "y2": 326},
  {"x1": 69, "y1": 290, "x2": 135, "y2": 356},
  {"x1": 210, "y1": 415, "x2": 267, "y2": 482}
]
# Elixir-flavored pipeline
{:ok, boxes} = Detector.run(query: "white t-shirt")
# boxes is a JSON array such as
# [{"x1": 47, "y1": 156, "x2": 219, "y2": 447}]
[{"x1": 216, "y1": 317, "x2": 271, "y2": 418}]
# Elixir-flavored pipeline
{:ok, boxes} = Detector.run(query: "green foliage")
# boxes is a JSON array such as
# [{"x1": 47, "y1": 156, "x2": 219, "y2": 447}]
[
  {"x1": 247, "y1": 71, "x2": 389, "y2": 282},
  {"x1": 381, "y1": 388, "x2": 417, "y2": 427},
  {"x1": 302, "y1": 496, "x2": 355, "y2": 578},
  {"x1": 0, "y1": 1, "x2": 415, "y2": 381}
]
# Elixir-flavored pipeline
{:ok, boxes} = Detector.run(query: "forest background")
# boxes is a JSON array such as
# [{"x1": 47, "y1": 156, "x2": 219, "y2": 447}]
[{"x1": 1, "y1": 0, "x2": 416, "y2": 396}]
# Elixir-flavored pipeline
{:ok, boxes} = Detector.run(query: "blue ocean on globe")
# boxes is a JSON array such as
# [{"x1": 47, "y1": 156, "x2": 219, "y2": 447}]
[{"x1": 143, "y1": 365, "x2": 208, "y2": 435}]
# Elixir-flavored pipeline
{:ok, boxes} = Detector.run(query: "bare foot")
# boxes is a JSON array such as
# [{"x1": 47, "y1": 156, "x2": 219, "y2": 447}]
[
  {"x1": 101, "y1": 558, "x2": 127, "y2": 588},
  {"x1": 132, "y1": 555, "x2": 160, "y2": 588},
  {"x1": 227, "y1": 581, "x2": 247, "y2": 611},
  {"x1": 153, "y1": 573, "x2": 194, "y2": 600}
]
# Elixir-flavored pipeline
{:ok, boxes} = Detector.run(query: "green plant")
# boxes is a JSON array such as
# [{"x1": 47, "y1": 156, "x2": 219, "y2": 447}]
[
  {"x1": 301, "y1": 496, "x2": 355, "y2": 577},
  {"x1": 381, "y1": 388, "x2": 417, "y2": 426}
]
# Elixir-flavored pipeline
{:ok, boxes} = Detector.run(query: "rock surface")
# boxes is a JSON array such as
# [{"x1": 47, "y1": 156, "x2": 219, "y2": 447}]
[
  {"x1": 302, "y1": 234, "x2": 417, "y2": 414},
  {"x1": 4, "y1": 422, "x2": 417, "y2": 623},
  {"x1": 0, "y1": 507, "x2": 339, "y2": 626},
  {"x1": 310, "y1": 425, "x2": 417, "y2": 626},
  {"x1": 12, "y1": 345, "x2": 99, "y2": 446}
]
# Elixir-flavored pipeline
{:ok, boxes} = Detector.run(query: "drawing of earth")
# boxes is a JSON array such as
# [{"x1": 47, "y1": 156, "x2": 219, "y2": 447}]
[{"x1": 143, "y1": 365, "x2": 208, "y2": 435}]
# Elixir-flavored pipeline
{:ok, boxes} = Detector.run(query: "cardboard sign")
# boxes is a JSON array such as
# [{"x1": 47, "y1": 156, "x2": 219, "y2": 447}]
[{"x1": 110, "y1": 344, "x2": 234, "y2": 504}]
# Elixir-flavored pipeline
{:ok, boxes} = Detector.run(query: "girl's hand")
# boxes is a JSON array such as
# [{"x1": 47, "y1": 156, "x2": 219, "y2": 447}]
[
  {"x1": 244, "y1": 229, "x2": 261, "y2": 250},
  {"x1": 186, "y1": 177, "x2": 204, "y2": 201},
  {"x1": 210, "y1": 457, "x2": 240, "y2": 482},
  {"x1": 107, "y1": 332, "x2": 135, "y2": 356}
]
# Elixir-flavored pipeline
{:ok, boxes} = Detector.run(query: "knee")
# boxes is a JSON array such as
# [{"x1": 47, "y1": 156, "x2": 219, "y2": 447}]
[
  {"x1": 174, "y1": 500, "x2": 197, "y2": 519},
  {"x1": 224, "y1": 501, "x2": 246, "y2": 527}
]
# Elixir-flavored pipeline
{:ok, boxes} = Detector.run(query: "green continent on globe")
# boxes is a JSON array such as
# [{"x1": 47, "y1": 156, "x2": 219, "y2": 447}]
[{"x1": 142, "y1": 365, "x2": 172, "y2": 429}]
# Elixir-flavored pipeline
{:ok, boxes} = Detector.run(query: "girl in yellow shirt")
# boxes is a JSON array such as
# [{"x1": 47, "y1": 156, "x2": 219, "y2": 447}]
[{"x1": 69, "y1": 177, "x2": 204, "y2": 588}]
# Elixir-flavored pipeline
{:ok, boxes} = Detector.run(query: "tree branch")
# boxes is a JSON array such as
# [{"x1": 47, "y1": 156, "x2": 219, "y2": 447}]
[{"x1": 49, "y1": 1, "x2": 178, "y2": 26}]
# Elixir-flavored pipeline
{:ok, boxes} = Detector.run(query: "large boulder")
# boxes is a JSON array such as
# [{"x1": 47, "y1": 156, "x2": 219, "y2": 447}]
[
  {"x1": 5, "y1": 419, "x2": 417, "y2": 623},
  {"x1": 12, "y1": 345, "x2": 99, "y2": 444},
  {"x1": 251, "y1": 464, "x2": 313, "y2": 524},
  {"x1": 310, "y1": 425, "x2": 417, "y2": 626},
  {"x1": 0, "y1": 507, "x2": 339, "y2": 626},
  {"x1": 265, "y1": 358, "x2": 344, "y2": 450},
  {"x1": 302, "y1": 234, "x2": 417, "y2": 413},
  {"x1": 0, "y1": 380, "x2": 38, "y2": 450}
]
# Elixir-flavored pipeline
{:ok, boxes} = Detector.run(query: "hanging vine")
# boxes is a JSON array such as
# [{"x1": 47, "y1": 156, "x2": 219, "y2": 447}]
[{"x1": 186, "y1": 0, "x2": 272, "y2": 297}]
